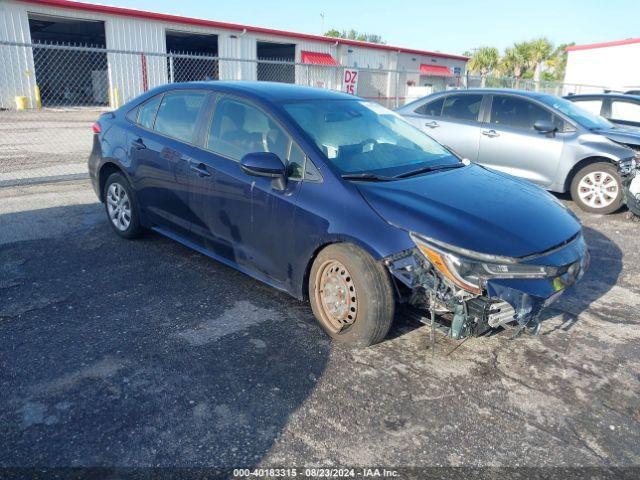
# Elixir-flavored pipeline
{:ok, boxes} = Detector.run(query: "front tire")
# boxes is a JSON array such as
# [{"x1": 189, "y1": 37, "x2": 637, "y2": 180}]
[
  {"x1": 570, "y1": 162, "x2": 622, "y2": 214},
  {"x1": 309, "y1": 243, "x2": 395, "y2": 347},
  {"x1": 103, "y1": 172, "x2": 143, "y2": 239}
]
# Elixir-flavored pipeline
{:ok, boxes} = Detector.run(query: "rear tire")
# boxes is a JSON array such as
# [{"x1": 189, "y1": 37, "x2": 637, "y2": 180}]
[
  {"x1": 309, "y1": 243, "x2": 395, "y2": 347},
  {"x1": 103, "y1": 172, "x2": 143, "y2": 239},
  {"x1": 570, "y1": 162, "x2": 622, "y2": 214}
]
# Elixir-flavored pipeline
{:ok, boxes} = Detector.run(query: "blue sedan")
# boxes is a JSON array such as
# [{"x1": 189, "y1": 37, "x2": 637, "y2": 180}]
[{"x1": 88, "y1": 82, "x2": 588, "y2": 346}]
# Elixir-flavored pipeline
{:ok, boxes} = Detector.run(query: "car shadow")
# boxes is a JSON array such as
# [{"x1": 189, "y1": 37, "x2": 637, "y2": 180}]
[
  {"x1": 539, "y1": 225, "x2": 623, "y2": 332},
  {"x1": 0, "y1": 204, "x2": 330, "y2": 468}
]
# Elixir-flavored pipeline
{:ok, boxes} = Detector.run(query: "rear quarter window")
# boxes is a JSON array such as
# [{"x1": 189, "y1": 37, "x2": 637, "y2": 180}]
[{"x1": 135, "y1": 95, "x2": 163, "y2": 130}]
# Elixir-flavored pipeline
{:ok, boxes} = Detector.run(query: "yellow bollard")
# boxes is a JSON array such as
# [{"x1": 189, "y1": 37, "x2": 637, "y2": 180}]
[
  {"x1": 110, "y1": 87, "x2": 120, "y2": 109},
  {"x1": 15, "y1": 96, "x2": 28, "y2": 110},
  {"x1": 34, "y1": 85, "x2": 42, "y2": 109}
]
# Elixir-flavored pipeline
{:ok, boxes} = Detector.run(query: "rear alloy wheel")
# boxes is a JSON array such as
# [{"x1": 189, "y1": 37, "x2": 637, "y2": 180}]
[
  {"x1": 309, "y1": 243, "x2": 395, "y2": 347},
  {"x1": 103, "y1": 172, "x2": 143, "y2": 239},
  {"x1": 571, "y1": 162, "x2": 622, "y2": 214}
]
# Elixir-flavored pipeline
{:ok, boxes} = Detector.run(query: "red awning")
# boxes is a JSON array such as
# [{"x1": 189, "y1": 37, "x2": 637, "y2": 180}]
[
  {"x1": 420, "y1": 64, "x2": 453, "y2": 77},
  {"x1": 301, "y1": 51, "x2": 338, "y2": 66}
]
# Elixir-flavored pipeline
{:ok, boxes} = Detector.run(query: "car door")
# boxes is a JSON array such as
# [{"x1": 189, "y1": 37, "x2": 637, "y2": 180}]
[
  {"x1": 607, "y1": 98, "x2": 640, "y2": 130},
  {"x1": 188, "y1": 94, "x2": 305, "y2": 284},
  {"x1": 130, "y1": 89, "x2": 209, "y2": 238},
  {"x1": 477, "y1": 94, "x2": 565, "y2": 188},
  {"x1": 403, "y1": 93, "x2": 483, "y2": 161}
]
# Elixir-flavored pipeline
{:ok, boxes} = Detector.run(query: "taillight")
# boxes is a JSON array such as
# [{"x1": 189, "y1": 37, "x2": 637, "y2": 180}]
[{"x1": 92, "y1": 122, "x2": 101, "y2": 134}]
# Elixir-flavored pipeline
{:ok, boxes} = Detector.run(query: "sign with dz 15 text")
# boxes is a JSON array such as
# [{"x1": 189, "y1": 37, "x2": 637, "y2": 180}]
[{"x1": 343, "y1": 69, "x2": 358, "y2": 95}]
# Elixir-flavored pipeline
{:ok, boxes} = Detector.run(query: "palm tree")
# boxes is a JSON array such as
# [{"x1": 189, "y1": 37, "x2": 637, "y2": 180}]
[
  {"x1": 468, "y1": 47, "x2": 499, "y2": 87},
  {"x1": 529, "y1": 38, "x2": 553, "y2": 86},
  {"x1": 545, "y1": 42, "x2": 574, "y2": 81},
  {"x1": 500, "y1": 42, "x2": 530, "y2": 88}
]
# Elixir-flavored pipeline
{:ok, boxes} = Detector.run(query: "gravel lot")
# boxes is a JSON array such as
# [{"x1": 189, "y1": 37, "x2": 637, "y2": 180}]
[
  {"x1": 0, "y1": 180, "x2": 639, "y2": 470},
  {"x1": 0, "y1": 109, "x2": 101, "y2": 184}
]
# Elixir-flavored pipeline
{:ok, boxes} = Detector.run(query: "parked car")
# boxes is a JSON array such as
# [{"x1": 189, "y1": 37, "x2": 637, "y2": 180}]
[
  {"x1": 564, "y1": 93, "x2": 640, "y2": 130},
  {"x1": 398, "y1": 89, "x2": 640, "y2": 214},
  {"x1": 89, "y1": 82, "x2": 588, "y2": 346}
]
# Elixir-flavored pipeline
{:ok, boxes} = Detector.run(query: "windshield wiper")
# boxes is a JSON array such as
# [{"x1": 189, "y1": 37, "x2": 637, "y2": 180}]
[
  {"x1": 341, "y1": 173, "x2": 395, "y2": 182},
  {"x1": 393, "y1": 163, "x2": 464, "y2": 179}
]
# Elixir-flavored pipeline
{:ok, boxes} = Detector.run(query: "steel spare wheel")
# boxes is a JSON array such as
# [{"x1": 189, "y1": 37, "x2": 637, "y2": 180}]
[{"x1": 314, "y1": 259, "x2": 358, "y2": 333}]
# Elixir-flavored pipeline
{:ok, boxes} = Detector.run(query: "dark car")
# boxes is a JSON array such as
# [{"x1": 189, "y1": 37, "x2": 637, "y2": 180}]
[
  {"x1": 565, "y1": 93, "x2": 640, "y2": 130},
  {"x1": 89, "y1": 82, "x2": 588, "y2": 346}
]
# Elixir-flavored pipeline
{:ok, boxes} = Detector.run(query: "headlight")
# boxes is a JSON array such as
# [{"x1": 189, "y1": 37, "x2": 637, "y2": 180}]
[{"x1": 411, "y1": 233, "x2": 555, "y2": 294}]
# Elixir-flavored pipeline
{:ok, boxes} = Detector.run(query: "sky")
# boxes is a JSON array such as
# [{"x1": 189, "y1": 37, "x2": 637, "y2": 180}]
[{"x1": 93, "y1": 0, "x2": 639, "y2": 55}]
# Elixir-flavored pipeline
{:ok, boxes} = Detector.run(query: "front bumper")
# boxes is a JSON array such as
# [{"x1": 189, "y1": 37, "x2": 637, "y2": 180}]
[{"x1": 386, "y1": 233, "x2": 589, "y2": 337}]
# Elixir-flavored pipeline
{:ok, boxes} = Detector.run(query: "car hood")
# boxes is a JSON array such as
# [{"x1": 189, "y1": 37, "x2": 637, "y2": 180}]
[
  {"x1": 594, "y1": 127, "x2": 640, "y2": 147},
  {"x1": 356, "y1": 164, "x2": 582, "y2": 258}
]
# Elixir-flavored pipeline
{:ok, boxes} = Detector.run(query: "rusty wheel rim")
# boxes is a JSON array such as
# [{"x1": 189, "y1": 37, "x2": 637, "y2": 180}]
[{"x1": 314, "y1": 259, "x2": 358, "y2": 334}]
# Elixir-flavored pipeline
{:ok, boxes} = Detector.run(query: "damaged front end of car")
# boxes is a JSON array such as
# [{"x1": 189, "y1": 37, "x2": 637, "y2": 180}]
[
  {"x1": 620, "y1": 155, "x2": 640, "y2": 218},
  {"x1": 384, "y1": 232, "x2": 589, "y2": 340}
]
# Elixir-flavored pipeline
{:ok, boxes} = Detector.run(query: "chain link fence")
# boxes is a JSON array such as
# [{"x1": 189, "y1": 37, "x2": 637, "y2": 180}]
[{"x1": 0, "y1": 41, "x2": 610, "y2": 186}]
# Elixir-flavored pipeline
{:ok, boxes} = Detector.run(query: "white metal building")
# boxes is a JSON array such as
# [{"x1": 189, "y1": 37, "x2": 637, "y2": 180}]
[
  {"x1": 0, "y1": 0, "x2": 468, "y2": 108},
  {"x1": 564, "y1": 38, "x2": 640, "y2": 93}
]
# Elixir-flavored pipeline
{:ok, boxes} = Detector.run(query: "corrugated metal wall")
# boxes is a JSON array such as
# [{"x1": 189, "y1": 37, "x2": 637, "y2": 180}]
[
  {"x1": 0, "y1": 1, "x2": 36, "y2": 108},
  {"x1": 0, "y1": 0, "x2": 465, "y2": 108}
]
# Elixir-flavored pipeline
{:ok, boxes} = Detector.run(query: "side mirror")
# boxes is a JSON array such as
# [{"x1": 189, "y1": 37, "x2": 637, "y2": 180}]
[
  {"x1": 240, "y1": 152, "x2": 288, "y2": 189},
  {"x1": 534, "y1": 120, "x2": 558, "y2": 135}
]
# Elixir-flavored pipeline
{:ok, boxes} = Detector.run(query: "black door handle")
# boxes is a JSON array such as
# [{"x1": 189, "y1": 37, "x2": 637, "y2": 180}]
[
  {"x1": 189, "y1": 162, "x2": 212, "y2": 177},
  {"x1": 132, "y1": 138, "x2": 146, "y2": 150}
]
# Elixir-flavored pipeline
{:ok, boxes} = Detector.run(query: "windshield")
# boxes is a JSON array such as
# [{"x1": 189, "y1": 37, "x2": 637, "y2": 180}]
[
  {"x1": 282, "y1": 100, "x2": 459, "y2": 176},
  {"x1": 538, "y1": 95, "x2": 614, "y2": 130}
]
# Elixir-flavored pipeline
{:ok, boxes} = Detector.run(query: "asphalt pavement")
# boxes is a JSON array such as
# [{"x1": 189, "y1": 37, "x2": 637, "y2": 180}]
[{"x1": 1, "y1": 180, "x2": 639, "y2": 470}]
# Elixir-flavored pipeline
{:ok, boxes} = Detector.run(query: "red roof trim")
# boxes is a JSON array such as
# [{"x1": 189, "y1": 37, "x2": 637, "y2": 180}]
[
  {"x1": 19, "y1": 0, "x2": 469, "y2": 61},
  {"x1": 566, "y1": 38, "x2": 640, "y2": 52},
  {"x1": 301, "y1": 51, "x2": 338, "y2": 66},
  {"x1": 419, "y1": 64, "x2": 452, "y2": 76}
]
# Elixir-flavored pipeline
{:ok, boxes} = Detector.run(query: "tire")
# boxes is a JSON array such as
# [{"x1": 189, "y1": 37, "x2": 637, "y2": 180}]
[
  {"x1": 103, "y1": 172, "x2": 143, "y2": 239},
  {"x1": 309, "y1": 243, "x2": 395, "y2": 347},
  {"x1": 570, "y1": 162, "x2": 623, "y2": 214}
]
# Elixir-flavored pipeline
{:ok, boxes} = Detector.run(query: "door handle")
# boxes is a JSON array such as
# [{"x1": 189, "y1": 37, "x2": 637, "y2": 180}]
[
  {"x1": 189, "y1": 161, "x2": 212, "y2": 177},
  {"x1": 132, "y1": 138, "x2": 146, "y2": 150},
  {"x1": 482, "y1": 129, "x2": 500, "y2": 138},
  {"x1": 425, "y1": 121, "x2": 440, "y2": 128}
]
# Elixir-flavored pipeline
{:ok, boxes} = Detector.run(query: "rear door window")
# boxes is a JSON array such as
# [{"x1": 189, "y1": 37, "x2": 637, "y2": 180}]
[
  {"x1": 153, "y1": 91, "x2": 208, "y2": 143},
  {"x1": 441, "y1": 94, "x2": 483, "y2": 122},
  {"x1": 490, "y1": 95, "x2": 562, "y2": 131},
  {"x1": 415, "y1": 97, "x2": 444, "y2": 117},
  {"x1": 611, "y1": 100, "x2": 640, "y2": 123}
]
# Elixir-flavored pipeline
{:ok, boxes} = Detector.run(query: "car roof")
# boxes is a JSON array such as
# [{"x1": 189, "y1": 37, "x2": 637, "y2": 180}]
[
  {"x1": 162, "y1": 81, "x2": 357, "y2": 103},
  {"x1": 565, "y1": 93, "x2": 640, "y2": 101},
  {"x1": 428, "y1": 88, "x2": 551, "y2": 98}
]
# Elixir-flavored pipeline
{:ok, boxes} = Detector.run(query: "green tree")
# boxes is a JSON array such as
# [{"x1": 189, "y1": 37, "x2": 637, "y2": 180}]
[
  {"x1": 529, "y1": 37, "x2": 554, "y2": 84},
  {"x1": 545, "y1": 42, "x2": 574, "y2": 81},
  {"x1": 324, "y1": 29, "x2": 385, "y2": 44},
  {"x1": 468, "y1": 47, "x2": 500, "y2": 86},
  {"x1": 499, "y1": 42, "x2": 530, "y2": 87}
]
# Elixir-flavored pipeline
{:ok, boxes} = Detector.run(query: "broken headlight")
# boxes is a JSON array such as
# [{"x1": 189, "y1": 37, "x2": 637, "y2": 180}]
[
  {"x1": 410, "y1": 233, "x2": 555, "y2": 295},
  {"x1": 619, "y1": 156, "x2": 638, "y2": 176}
]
